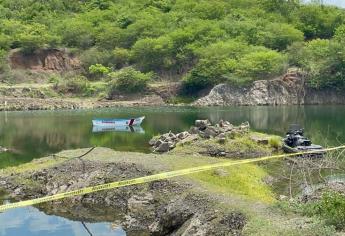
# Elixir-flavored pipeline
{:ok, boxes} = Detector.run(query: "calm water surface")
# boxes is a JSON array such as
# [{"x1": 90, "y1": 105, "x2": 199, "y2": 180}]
[
  {"x1": 1, "y1": 106, "x2": 345, "y2": 235},
  {"x1": 1, "y1": 106, "x2": 345, "y2": 169},
  {"x1": 0, "y1": 206, "x2": 125, "y2": 236}
]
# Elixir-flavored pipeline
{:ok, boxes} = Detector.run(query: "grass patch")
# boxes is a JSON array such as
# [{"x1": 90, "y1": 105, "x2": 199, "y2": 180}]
[
  {"x1": 0, "y1": 156, "x2": 66, "y2": 176},
  {"x1": 172, "y1": 132, "x2": 279, "y2": 158},
  {"x1": 274, "y1": 191, "x2": 345, "y2": 232},
  {"x1": 225, "y1": 134, "x2": 271, "y2": 154},
  {"x1": 165, "y1": 155, "x2": 274, "y2": 203},
  {"x1": 269, "y1": 137, "x2": 282, "y2": 149},
  {"x1": 190, "y1": 164, "x2": 275, "y2": 203}
]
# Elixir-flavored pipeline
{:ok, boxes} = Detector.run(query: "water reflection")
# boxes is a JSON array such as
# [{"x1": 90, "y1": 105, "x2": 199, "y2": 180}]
[
  {"x1": 0, "y1": 206, "x2": 125, "y2": 236},
  {"x1": 92, "y1": 125, "x2": 145, "y2": 133},
  {"x1": 0, "y1": 106, "x2": 344, "y2": 169}
]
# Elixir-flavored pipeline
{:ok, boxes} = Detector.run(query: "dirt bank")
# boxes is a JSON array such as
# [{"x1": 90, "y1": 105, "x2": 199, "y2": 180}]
[{"x1": 9, "y1": 49, "x2": 81, "y2": 72}]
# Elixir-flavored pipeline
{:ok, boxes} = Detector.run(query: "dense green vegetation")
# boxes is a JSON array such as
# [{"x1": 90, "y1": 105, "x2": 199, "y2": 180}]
[{"x1": 0, "y1": 0, "x2": 345, "y2": 93}]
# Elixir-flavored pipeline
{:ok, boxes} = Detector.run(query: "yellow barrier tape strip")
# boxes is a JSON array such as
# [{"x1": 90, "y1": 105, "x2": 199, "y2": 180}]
[{"x1": 1, "y1": 145, "x2": 345, "y2": 212}]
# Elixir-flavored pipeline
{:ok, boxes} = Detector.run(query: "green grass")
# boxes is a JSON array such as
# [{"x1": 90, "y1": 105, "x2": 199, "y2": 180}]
[
  {"x1": 172, "y1": 132, "x2": 280, "y2": 158},
  {"x1": 164, "y1": 155, "x2": 275, "y2": 203},
  {"x1": 190, "y1": 164, "x2": 275, "y2": 203},
  {"x1": 0, "y1": 156, "x2": 67, "y2": 176}
]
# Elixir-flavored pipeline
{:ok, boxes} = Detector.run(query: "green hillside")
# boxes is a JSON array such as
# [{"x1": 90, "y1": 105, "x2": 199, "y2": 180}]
[{"x1": 0, "y1": 0, "x2": 345, "y2": 94}]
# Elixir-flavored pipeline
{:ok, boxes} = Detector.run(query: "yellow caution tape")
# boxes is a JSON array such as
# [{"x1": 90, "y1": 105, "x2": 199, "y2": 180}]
[{"x1": 1, "y1": 145, "x2": 345, "y2": 212}]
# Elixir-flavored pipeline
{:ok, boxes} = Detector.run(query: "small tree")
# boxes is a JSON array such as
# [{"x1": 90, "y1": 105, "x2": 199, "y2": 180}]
[{"x1": 89, "y1": 64, "x2": 111, "y2": 79}]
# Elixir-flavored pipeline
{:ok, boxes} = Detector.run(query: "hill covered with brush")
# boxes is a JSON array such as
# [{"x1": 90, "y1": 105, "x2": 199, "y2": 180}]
[{"x1": 0, "y1": 0, "x2": 345, "y2": 95}]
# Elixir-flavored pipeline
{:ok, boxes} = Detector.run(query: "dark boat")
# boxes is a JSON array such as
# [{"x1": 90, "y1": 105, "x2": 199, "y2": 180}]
[{"x1": 282, "y1": 124, "x2": 324, "y2": 157}]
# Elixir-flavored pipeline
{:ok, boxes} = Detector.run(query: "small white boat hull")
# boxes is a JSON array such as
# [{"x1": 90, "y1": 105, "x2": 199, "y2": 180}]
[{"x1": 92, "y1": 116, "x2": 145, "y2": 127}]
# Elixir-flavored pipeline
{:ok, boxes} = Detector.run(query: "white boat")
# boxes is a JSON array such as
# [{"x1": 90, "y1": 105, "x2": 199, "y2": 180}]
[{"x1": 92, "y1": 116, "x2": 145, "y2": 127}]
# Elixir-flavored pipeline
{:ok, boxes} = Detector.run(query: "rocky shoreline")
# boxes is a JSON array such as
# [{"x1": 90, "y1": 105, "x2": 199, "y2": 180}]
[{"x1": 0, "y1": 95, "x2": 165, "y2": 111}]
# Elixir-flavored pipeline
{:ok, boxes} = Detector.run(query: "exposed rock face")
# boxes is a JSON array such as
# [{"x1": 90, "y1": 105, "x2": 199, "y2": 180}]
[
  {"x1": 194, "y1": 78, "x2": 345, "y2": 106},
  {"x1": 194, "y1": 79, "x2": 305, "y2": 106},
  {"x1": 9, "y1": 49, "x2": 81, "y2": 72},
  {"x1": 304, "y1": 87, "x2": 345, "y2": 105}
]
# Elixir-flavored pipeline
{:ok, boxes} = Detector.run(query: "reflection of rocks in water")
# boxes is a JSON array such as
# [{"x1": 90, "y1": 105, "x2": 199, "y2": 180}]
[
  {"x1": 206, "y1": 106, "x2": 306, "y2": 135},
  {"x1": 0, "y1": 149, "x2": 247, "y2": 235}
]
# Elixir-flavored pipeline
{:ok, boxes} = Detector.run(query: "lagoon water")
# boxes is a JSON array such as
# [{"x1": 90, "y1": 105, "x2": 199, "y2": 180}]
[
  {"x1": 0, "y1": 206, "x2": 125, "y2": 236},
  {"x1": 0, "y1": 106, "x2": 345, "y2": 235},
  {"x1": 1, "y1": 106, "x2": 345, "y2": 169}
]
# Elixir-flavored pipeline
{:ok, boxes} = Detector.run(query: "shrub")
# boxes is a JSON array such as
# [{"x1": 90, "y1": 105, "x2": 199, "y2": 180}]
[
  {"x1": 48, "y1": 74, "x2": 61, "y2": 84},
  {"x1": 89, "y1": 64, "x2": 110, "y2": 79},
  {"x1": 57, "y1": 19, "x2": 95, "y2": 49},
  {"x1": 111, "y1": 48, "x2": 131, "y2": 69},
  {"x1": 260, "y1": 23, "x2": 304, "y2": 51},
  {"x1": 108, "y1": 67, "x2": 152, "y2": 95},
  {"x1": 56, "y1": 76, "x2": 90, "y2": 95},
  {"x1": 268, "y1": 137, "x2": 281, "y2": 149},
  {"x1": 301, "y1": 39, "x2": 345, "y2": 89},
  {"x1": 183, "y1": 41, "x2": 287, "y2": 93},
  {"x1": 236, "y1": 50, "x2": 287, "y2": 80},
  {"x1": 334, "y1": 24, "x2": 345, "y2": 42},
  {"x1": 17, "y1": 23, "x2": 60, "y2": 54},
  {"x1": 79, "y1": 48, "x2": 112, "y2": 72},
  {"x1": 304, "y1": 191, "x2": 345, "y2": 230},
  {"x1": 183, "y1": 58, "x2": 237, "y2": 92},
  {"x1": 0, "y1": 33, "x2": 10, "y2": 50},
  {"x1": 0, "y1": 49, "x2": 8, "y2": 74},
  {"x1": 131, "y1": 36, "x2": 173, "y2": 71}
]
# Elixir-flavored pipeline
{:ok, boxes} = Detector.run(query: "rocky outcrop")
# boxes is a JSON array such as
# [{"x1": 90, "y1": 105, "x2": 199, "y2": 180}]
[
  {"x1": 194, "y1": 79, "x2": 305, "y2": 106},
  {"x1": 9, "y1": 49, "x2": 81, "y2": 72},
  {"x1": 194, "y1": 78, "x2": 345, "y2": 106},
  {"x1": 149, "y1": 119, "x2": 250, "y2": 153},
  {"x1": 304, "y1": 87, "x2": 345, "y2": 105}
]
